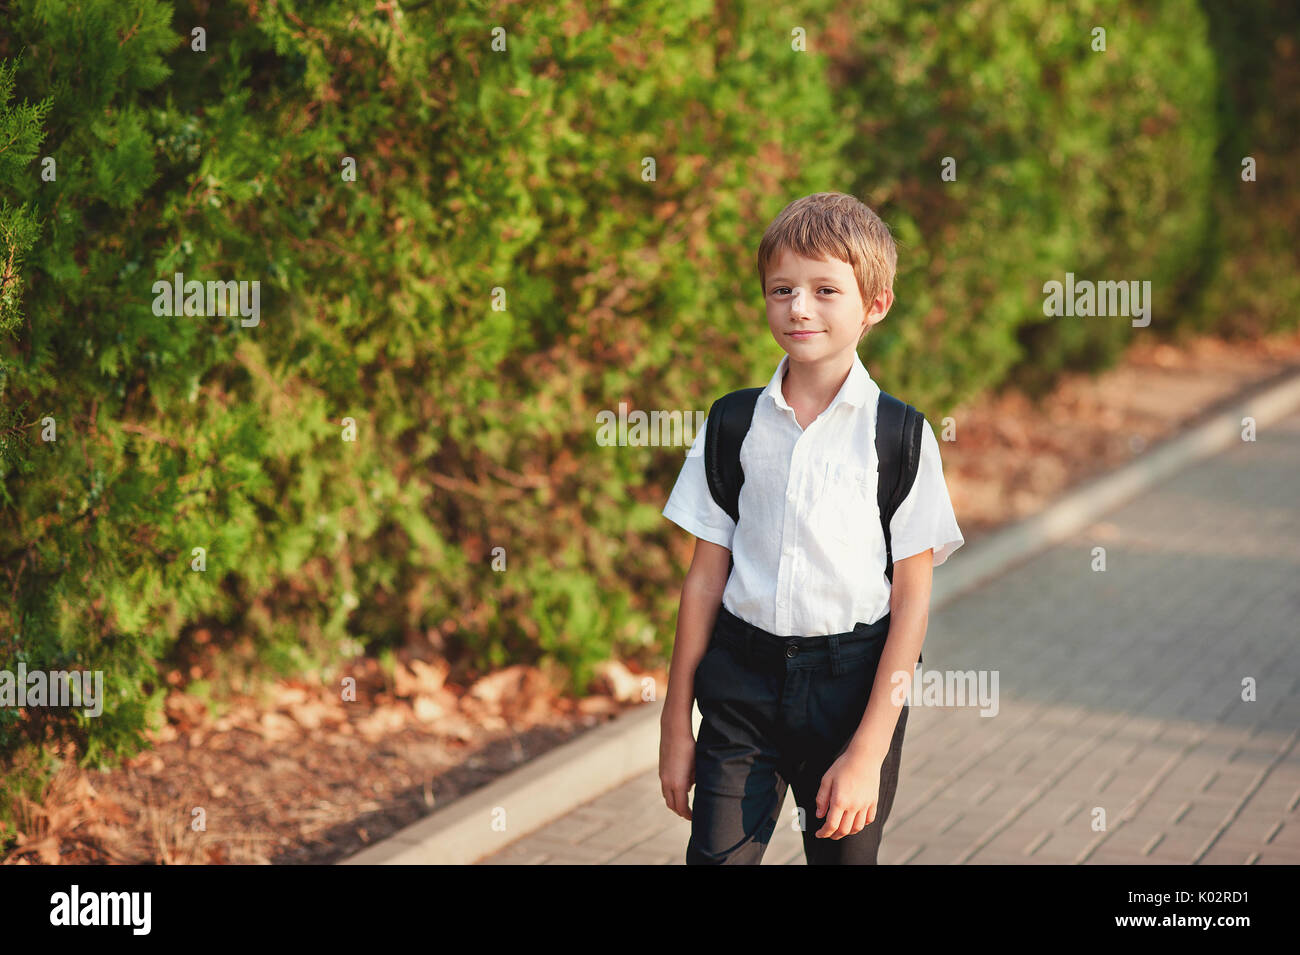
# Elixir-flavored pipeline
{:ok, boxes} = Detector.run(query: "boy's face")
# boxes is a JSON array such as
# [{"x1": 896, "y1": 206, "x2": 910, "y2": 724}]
[{"x1": 764, "y1": 248, "x2": 892, "y2": 362}]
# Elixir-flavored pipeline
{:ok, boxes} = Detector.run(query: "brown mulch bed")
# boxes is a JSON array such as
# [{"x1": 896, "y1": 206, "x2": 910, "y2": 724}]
[
  {"x1": 2, "y1": 659, "x2": 641, "y2": 865},
  {"x1": 5, "y1": 327, "x2": 1300, "y2": 865}
]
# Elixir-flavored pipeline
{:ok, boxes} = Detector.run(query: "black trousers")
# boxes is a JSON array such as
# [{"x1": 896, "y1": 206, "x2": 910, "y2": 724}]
[{"x1": 688, "y1": 605, "x2": 909, "y2": 865}]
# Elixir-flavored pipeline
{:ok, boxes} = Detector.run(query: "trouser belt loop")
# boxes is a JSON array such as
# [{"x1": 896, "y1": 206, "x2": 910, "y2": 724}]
[{"x1": 829, "y1": 633, "x2": 843, "y2": 678}]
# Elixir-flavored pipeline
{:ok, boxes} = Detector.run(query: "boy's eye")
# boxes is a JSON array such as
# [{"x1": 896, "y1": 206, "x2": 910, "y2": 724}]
[{"x1": 771, "y1": 287, "x2": 837, "y2": 295}]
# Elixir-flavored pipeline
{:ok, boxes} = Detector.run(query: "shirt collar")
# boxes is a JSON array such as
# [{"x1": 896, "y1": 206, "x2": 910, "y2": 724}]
[{"x1": 761, "y1": 350, "x2": 877, "y2": 414}]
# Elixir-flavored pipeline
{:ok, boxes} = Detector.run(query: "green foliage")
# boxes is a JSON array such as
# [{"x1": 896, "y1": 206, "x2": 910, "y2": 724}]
[
  {"x1": 0, "y1": 740, "x2": 57, "y2": 857},
  {"x1": 1188, "y1": 3, "x2": 1300, "y2": 338},
  {"x1": 828, "y1": 0, "x2": 1219, "y2": 405},
  {"x1": 0, "y1": 0, "x2": 1293, "y2": 789},
  {"x1": 0, "y1": 57, "x2": 51, "y2": 335}
]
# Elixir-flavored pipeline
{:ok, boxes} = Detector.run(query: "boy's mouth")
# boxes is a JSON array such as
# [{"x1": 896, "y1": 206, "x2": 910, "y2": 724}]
[{"x1": 787, "y1": 330, "x2": 822, "y2": 339}]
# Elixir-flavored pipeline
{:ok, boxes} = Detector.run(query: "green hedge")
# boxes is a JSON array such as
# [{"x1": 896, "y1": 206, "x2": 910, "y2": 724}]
[{"x1": 0, "y1": 0, "x2": 855, "y2": 772}]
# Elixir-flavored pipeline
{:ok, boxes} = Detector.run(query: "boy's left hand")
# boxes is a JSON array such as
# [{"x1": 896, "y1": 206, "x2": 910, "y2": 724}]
[{"x1": 813, "y1": 749, "x2": 882, "y2": 839}]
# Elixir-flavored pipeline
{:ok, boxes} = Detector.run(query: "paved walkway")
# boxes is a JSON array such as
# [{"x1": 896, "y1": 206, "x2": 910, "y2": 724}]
[{"x1": 479, "y1": 412, "x2": 1300, "y2": 864}]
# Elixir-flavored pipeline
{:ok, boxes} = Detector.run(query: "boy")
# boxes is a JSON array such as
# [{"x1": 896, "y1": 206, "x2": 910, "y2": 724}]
[{"x1": 658, "y1": 192, "x2": 964, "y2": 865}]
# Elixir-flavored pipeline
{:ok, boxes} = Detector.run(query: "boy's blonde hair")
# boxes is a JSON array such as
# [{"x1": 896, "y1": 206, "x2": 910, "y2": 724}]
[{"x1": 756, "y1": 192, "x2": 897, "y2": 344}]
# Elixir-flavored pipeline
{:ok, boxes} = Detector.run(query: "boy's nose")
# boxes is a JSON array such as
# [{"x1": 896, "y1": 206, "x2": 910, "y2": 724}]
[{"x1": 790, "y1": 287, "x2": 809, "y2": 313}]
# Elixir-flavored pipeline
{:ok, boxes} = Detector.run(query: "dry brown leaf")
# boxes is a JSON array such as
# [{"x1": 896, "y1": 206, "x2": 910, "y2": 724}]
[
  {"x1": 408, "y1": 658, "x2": 448, "y2": 695},
  {"x1": 429, "y1": 712, "x2": 477, "y2": 742},
  {"x1": 392, "y1": 657, "x2": 449, "y2": 698},
  {"x1": 258, "y1": 712, "x2": 299, "y2": 741},
  {"x1": 355, "y1": 705, "x2": 408, "y2": 741},
  {"x1": 466, "y1": 664, "x2": 531, "y2": 708},
  {"x1": 577, "y1": 696, "x2": 620, "y2": 716},
  {"x1": 150, "y1": 723, "x2": 179, "y2": 744},
  {"x1": 411, "y1": 695, "x2": 445, "y2": 723},
  {"x1": 391, "y1": 661, "x2": 419, "y2": 699},
  {"x1": 271, "y1": 684, "x2": 308, "y2": 707},
  {"x1": 29, "y1": 837, "x2": 61, "y2": 865},
  {"x1": 591, "y1": 660, "x2": 644, "y2": 703},
  {"x1": 164, "y1": 690, "x2": 209, "y2": 730},
  {"x1": 286, "y1": 699, "x2": 332, "y2": 731}
]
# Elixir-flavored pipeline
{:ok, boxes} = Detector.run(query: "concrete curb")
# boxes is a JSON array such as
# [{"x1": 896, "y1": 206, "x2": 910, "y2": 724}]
[{"x1": 340, "y1": 366, "x2": 1300, "y2": 865}]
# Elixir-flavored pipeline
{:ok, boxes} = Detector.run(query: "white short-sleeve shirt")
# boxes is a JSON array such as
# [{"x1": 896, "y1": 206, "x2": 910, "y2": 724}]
[{"x1": 661, "y1": 351, "x2": 964, "y2": 637}]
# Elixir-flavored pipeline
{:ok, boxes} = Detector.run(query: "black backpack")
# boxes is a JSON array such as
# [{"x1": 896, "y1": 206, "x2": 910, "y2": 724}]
[{"x1": 703, "y1": 385, "x2": 927, "y2": 659}]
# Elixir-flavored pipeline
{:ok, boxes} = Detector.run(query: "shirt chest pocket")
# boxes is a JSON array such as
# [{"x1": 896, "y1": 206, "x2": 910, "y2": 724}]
[{"x1": 814, "y1": 462, "x2": 877, "y2": 544}]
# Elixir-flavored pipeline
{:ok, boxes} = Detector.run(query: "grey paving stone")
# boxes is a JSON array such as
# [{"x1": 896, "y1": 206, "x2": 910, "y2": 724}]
[
  {"x1": 1241, "y1": 777, "x2": 1300, "y2": 815},
  {"x1": 1116, "y1": 797, "x2": 1235, "y2": 833},
  {"x1": 477, "y1": 843, "x2": 552, "y2": 865},
  {"x1": 607, "y1": 848, "x2": 677, "y2": 865},
  {"x1": 1239, "y1": 842, "x2": 1300, "y2": 864},
  {"x1": 519, "y1": 836, "x2": 624, "y2": 863},
  {"x1": 1198, "y1": 844, "x2": 1261, "y2": 865},
  {"x1": 1217, "y1": 812, "x2": 1293, "y2": 847},
  {"x1": 908, "y1": 841, "x2": 984, "y2": 865}
]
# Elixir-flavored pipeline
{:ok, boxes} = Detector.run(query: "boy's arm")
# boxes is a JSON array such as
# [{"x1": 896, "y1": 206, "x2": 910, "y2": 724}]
[
  {"x1": 660, "y1": 538, "x2": 732, "y2": 729},
  {"x1": 846, "y1": 548, "x2": 933, "y2": 764}
]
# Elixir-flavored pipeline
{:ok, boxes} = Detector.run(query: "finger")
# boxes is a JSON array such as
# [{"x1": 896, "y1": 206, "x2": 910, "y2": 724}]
[
  {"x1": 666, "y1": 786, "x2": 684, "y2": 819},
  {"x1": 851, "y1": 807, "x2": 869, "y2": 835},
  {"x1": 818, "y1": 803, "x2": 845, "y2": 839},
  {"x1": 839, "y1": 807, "x2": 863, "y2": 839},
  {"x1": 815, "y1": 775, "x2": 831, "y2": 820},
  {"x1": 831, "y1": 807, "x2": 854, "y2": 839}
]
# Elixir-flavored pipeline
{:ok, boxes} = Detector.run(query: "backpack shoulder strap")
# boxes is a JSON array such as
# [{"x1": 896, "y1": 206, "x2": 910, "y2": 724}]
[
  {"x1": 875, "y1": 389, "x2": 925, "y2": 583},
  {"x1": 875, "y1": 389, "x2": 927, "y2": 663},
  {"x1": 704, "y1": 387, "x2": 763, "y2": 525}
]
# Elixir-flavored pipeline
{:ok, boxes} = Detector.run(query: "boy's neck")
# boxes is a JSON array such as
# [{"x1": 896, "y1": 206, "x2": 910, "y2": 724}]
[{"x1": 781, "y1": 350, "x2": 855, "y2": 415}]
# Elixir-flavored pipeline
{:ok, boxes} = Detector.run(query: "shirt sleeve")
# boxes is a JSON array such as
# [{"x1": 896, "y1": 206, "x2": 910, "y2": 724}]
[
  {"x1": 661, "y1": 418, "x2": 737, "y2": 551},
  {"x1": 888, "y1": 416, "x2": 964, "y2": 567}
]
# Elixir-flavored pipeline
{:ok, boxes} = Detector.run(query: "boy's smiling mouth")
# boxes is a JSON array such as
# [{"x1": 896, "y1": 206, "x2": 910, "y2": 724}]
[{"x1": 787, "y1": 330, "x2": 822, "y2": 339}]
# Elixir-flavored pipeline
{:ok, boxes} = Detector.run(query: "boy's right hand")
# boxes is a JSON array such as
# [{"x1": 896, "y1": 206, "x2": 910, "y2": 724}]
[{"x1": 658, "y1": 716, "x2": 696, "y2": 821}]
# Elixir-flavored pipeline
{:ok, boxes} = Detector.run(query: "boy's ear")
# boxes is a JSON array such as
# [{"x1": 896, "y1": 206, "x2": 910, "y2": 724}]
[{"x1": 869, "y1": 287, "x2": 895, "y2": 319}]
